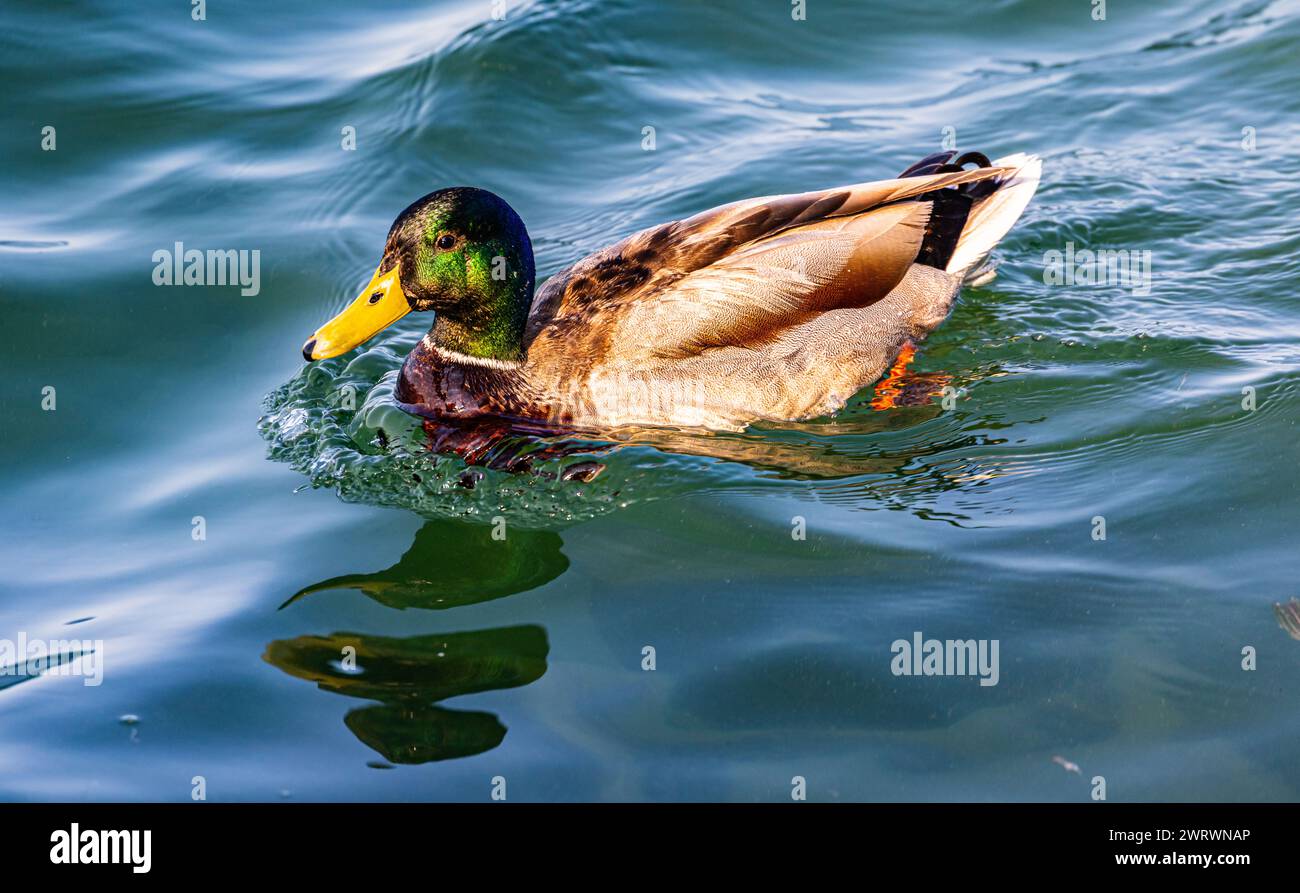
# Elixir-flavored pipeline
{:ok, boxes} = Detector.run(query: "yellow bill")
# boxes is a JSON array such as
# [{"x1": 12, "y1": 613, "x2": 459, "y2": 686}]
[{"x1": 303, "y1": 262, "x2": 409, "y2": 361}]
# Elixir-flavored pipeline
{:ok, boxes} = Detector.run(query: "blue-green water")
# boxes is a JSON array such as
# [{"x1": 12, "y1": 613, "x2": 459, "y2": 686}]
[{"x1": 2, "y1": 0, "x2": 1298, "y2": 801}]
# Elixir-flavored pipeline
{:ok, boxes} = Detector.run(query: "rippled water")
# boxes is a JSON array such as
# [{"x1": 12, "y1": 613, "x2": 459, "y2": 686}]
[{"x1": 2, "y1": 0, "x2": 1298, "y2": 801}]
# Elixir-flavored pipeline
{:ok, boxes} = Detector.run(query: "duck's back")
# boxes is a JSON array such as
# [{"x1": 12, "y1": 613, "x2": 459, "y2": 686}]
[{"x1": 522, "y1": 152, "x2": 1040, "y2": 429}]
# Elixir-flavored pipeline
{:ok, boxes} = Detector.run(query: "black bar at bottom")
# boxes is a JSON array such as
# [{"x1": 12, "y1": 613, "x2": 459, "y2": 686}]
[{"x1": 2, "y1": 802, "x2": 1284, "y2": 877}]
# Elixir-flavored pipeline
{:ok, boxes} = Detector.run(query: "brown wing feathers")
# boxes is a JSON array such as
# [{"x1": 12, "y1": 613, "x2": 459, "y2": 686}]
[
  {"x1": 635, "y1": 201, "x2": 933, "y2": 357},
  {"x1": 524, "y1": 164, "x2": 1007, "y2": 355}
]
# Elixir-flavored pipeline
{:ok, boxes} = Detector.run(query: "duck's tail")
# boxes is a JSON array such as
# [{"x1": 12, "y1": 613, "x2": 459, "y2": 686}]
[
  {"x1": 900, "y1": 150, "x2": 1041, "y2": 283},
  {"x1": 947, "y1": 153, "x2": 1041, "y2": 281}
]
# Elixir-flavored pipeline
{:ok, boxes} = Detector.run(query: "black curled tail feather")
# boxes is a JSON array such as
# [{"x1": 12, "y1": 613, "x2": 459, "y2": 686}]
[{"x1": 898, "y1": 151, "x2": 1000, "y2": 271}]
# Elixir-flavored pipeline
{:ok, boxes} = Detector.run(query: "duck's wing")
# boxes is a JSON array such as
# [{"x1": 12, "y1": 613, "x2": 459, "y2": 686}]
[{"x1": 524, "y1": 166, "x2": 1007, "y2": 361}]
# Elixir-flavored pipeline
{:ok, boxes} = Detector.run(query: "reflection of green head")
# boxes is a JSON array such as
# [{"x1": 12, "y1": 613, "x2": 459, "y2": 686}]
[
  {"x1": 264, "y1": 626, "x2": 549, "y2": 703},
  {"x1": 283, "y1": 519, "x2": 567, "y2": 611},
  {"x1": 381, "y1": 187, "x2": 536, "y2": 361}
]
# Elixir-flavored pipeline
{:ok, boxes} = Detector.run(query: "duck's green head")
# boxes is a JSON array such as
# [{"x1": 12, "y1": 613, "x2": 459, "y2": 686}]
[{"x1": 303, "y1": 187, "x2": 535, "y2": 363}]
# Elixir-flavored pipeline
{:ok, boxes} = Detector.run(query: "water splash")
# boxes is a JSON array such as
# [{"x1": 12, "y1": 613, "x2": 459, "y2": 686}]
[{"x1": 258, "y1": 345, "x2": 719, "y2": 527}]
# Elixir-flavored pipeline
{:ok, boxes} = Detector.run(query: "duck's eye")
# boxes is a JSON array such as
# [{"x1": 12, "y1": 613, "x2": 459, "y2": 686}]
[
  {"x1": 367, "y1": 291, "x2": 383, "y2": 304},
  {"x1": 435, "y1": 234, "x2": 456, "y2": 250}
]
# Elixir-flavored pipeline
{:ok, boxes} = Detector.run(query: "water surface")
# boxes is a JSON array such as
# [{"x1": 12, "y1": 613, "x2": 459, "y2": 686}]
[{"x1": 2, "y1": 0, "x2": 1298, "y2": 801}]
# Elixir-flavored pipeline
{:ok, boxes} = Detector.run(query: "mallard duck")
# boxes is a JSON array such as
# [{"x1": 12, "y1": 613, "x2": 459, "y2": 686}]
[{"x1": 303, "y1": 150, "x2": 1040, "y2": 431}]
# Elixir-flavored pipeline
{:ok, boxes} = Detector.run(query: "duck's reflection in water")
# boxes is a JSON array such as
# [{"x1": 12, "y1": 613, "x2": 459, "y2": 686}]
[
  {"x1": 270, "y1": 518, "x2": 566, "y2": 762},
  {"x1": 267, "y1": 368, "x2": 957, "y2": 765},
  {"x1": 264, "y1": 625, "x2": 548, "y2": 764}
]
